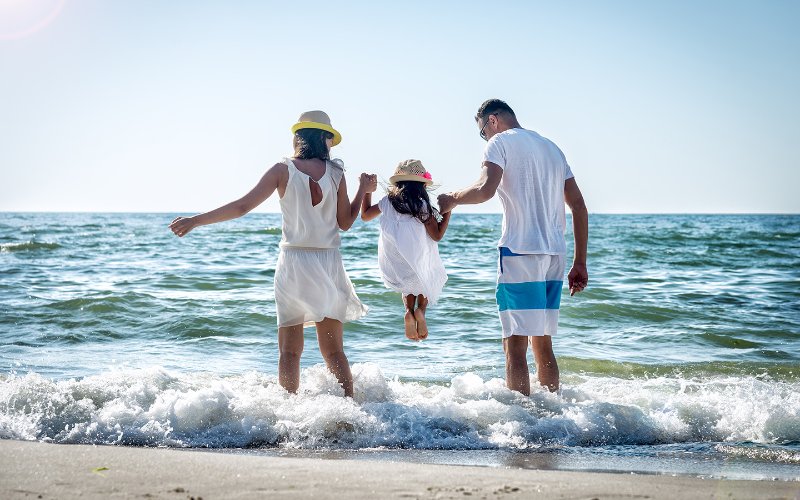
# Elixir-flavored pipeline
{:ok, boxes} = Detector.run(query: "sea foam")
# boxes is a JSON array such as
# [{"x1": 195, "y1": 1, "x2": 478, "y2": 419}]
[{"x1": 1, "y1": 363, "x2": 798, "y2": 453}]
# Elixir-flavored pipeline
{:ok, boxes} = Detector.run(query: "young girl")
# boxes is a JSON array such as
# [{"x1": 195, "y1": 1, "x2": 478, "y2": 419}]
[
  {"x1": 169, "y1": 110, "x2": 376, "y2": 397},
  {"x1": 361, "y1": 159, "x2": 450, "y2": 341}
]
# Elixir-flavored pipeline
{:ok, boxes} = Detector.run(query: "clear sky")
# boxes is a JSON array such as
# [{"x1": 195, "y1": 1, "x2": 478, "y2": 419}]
[{"x1": 2, "y1": 0, "x2": 798, "y2": 214}]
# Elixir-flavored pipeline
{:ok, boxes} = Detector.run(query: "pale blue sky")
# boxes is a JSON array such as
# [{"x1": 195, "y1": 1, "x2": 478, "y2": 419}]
[{"x1": 1, "y1": 0, "x2": 798, "y2": 213}]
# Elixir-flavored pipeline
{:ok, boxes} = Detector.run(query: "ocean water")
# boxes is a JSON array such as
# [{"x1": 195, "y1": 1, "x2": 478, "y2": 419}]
[{"x1": 1, "y1": 212, "x2": 799, "y2": 480}]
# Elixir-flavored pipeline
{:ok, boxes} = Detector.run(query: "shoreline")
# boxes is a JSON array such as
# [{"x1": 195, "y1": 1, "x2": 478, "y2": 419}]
[{"x1": 2, "y1": 440, "x2": 798, "y2": 499}]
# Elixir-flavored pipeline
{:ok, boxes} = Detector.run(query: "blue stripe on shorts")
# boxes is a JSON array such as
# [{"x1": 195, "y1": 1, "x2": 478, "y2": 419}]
[
  {"x1": 497, "y1": 247, "x2": 563, "y2": 311},
  {"x1": 496, "y1": 280, "x2": 563, "y2": 311}
]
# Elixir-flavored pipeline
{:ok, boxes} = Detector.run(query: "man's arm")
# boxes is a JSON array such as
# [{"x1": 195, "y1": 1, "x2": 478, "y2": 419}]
[
  {"x1": 564, "y1": 177, "x2": 588, "y2": 295},
  {"x1": 437, "y1": 162, "x2": 503, "y2": 213}
]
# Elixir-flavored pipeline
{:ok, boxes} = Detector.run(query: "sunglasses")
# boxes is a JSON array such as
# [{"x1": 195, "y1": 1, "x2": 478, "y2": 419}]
[{"x1": 479, "y1": 114, "x2": 497, "y2": 140}]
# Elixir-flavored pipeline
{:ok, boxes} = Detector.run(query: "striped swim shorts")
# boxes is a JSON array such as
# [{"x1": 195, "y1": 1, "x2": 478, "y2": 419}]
[{"x1": 496, "y1": 247, "x2": 566, "y2": 338}]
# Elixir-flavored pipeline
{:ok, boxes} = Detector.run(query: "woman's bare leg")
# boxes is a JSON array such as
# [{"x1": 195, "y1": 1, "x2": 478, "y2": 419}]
[
  {"x1": 403, "y1": 294, "x2": 418, "y2": 341},
  {"x1": 315, "y1": 317, "x2": 353, "y2": 397},
  {"x1": 413, "y1": 294, "x2": 429, "y2": 340},
  {"x1": 278, "y1": 324, "x2": 304, "y2": 393}
]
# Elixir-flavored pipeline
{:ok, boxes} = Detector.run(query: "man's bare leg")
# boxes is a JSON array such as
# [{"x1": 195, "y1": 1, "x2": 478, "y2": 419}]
[
  {"x1": 503, "y1": 335, "x2": 531, "y2": 395},
  {"x1": 531, "y1": 335, "x2": 559, "y2": 392}
]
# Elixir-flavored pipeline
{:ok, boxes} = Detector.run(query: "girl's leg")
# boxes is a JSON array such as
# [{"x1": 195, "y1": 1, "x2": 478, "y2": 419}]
[
  {"x1": 315, "y1": 317, "x2": 354, "y2": 397},
  {"x1": 403, "y1": 294, "x2": 418, "y2": 341},
  {"x1": 278, "y1": 324, "x2": 304, "y2": 393},
  {"x1": 413, "y1": 294, "x2": 429, "y2": 340}
]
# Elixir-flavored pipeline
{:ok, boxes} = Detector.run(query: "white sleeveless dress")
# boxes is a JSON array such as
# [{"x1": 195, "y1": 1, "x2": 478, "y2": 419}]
[
  {"x1": 273, "y1": 158, "x2": 368, "y2": 327},
  {"x1": 378, "y1": 196, "x2": 447, "y2": 304}
]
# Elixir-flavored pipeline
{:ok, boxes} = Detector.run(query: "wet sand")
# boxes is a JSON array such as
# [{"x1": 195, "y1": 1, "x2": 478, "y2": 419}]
[{"x1": 1, "y1": 439, "x2": 797, "y2": 499}]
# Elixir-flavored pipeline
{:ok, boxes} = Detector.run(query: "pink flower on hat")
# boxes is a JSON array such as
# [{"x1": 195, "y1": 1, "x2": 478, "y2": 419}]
[{"x1": 420, "y1": 172, "x2": 432, "y2": 180}]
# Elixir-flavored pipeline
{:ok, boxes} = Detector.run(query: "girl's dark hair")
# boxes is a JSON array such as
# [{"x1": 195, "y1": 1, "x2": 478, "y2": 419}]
[
  {"x1": 294, "y1": 128, "x2": 334, "y2": 160},
  {"x1": 388, "y1": 181, "x2": 439, "y2": 223}
]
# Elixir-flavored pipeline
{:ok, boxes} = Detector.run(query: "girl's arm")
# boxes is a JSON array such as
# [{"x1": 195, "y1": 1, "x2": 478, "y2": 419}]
[
  {"x1": 337, "y1": 173, "x2": 377, "y2": 230},
  {"x1": 424, "y1": 211, "x2": 451, "y2": 242},
  {"x1": 361, "y1": 192, "x2": 382, "y2": 221},
  {"x1": 169, "y1": 163, "x2": 287, "y2": 237}
]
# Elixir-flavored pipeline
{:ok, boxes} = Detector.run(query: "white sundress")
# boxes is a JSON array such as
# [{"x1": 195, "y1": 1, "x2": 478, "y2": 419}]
[
  {"x1": 378, "y1": 196, "x2": 447, "y2": 304},
  {"x1": 273, "y1": 158, "x2": 368, "y2": 328}
]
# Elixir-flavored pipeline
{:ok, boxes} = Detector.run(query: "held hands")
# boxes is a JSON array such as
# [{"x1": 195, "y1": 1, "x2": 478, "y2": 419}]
[
  {"x1": 169, "y1": 216, "x2": 198, "y2": 238},
  {"x1": 568, "y1": 263, "x2": 588, "y2": 296},
  {"x1": 437, "y1": 193, "x2": 457, "y2": 214},
  {"x1": 359, "y1": 173, "x2": 378, "y2": 193}
]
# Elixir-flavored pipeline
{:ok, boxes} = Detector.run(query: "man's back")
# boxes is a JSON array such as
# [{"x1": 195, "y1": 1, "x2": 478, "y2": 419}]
[{"x1": 483, "y1": 128, "x2": 574, "y2": 255}]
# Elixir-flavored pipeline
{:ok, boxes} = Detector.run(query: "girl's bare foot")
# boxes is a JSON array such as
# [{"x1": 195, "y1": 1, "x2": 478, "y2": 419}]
[
  {"x1": 404, "y1": 309, "x2": 418, "y2": 341},
  {"x1": 414, "y1": 308, "x2": 428, "y2": 340}
]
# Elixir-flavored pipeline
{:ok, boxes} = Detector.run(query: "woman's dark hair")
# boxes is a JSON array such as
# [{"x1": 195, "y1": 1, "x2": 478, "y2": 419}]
[
  {"x1": 294, "y1": 128, "x2": 334, "y2": 160},
  {"x1": 388, "y1": 181, "x2": 439, "y2": 223}
]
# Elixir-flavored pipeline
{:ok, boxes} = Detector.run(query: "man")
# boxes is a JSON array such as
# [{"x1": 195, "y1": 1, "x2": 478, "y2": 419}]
[{"x1": 438, "y1": 99, "x2": 588, "y2": 394}]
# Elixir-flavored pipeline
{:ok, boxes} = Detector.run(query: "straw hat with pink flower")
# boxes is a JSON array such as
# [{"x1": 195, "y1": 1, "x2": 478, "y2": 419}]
[{"x1": 388, "y1": 159, "x2": 434, "y2": 187}]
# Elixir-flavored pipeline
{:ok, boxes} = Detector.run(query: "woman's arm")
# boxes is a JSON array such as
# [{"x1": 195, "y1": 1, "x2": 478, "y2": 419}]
[
  {"x1": 169, "y1": 163, "x2": 286, "y2": 237},
  {"x1": 424, "y1": 211, "x2": 451, "y2": 242},
  {"x1": 361, "y1": 192, "x2": 382, "y2": 221},
  {"x1": 337, "y1": 173, "x2": 377, "y2": 230}
]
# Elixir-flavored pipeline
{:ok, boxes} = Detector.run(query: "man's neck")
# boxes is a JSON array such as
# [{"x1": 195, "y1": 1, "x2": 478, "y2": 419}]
[
  {"x1": 497, "y1": 124, "x2": 521, "y2": 134},
  {"x1": 497, "y1": 119, "x2": 522, "y2": 134}
]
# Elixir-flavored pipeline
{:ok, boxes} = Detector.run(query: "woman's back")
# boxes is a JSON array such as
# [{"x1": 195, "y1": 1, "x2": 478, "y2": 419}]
[{"x1": 280, "y1": 158, "x2": 343, "y2": 249}]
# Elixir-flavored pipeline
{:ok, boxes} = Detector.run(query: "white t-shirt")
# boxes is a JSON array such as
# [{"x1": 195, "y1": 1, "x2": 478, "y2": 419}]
[{"x1": 483, "y1": 128, "x2": 574, "y2": 255}]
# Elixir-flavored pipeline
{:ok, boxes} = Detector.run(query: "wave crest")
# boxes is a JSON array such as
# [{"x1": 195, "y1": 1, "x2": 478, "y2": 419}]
[
  {"x1": 1, "y1": 364, "x2": 798, "y2": 455},
  {"x1": 0, "y1": 241, "x2": 61, "y2": 252}
]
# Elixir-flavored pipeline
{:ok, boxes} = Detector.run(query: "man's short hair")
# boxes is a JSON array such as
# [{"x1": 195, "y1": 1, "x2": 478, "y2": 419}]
[{"x1": 476, "y1": 99, "x2": 515, "y2": 121}]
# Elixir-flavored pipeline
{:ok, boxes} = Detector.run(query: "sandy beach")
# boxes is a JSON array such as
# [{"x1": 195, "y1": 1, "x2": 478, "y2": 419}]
[{"x1": 0, "y1": 439, "x2": 797, "y2": 499}]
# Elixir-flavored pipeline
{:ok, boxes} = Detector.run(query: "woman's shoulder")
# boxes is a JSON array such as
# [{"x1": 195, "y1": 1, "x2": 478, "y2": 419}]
[
  {"x1": 266, "y1": 160, "x2": 291, "y2": 176},
  {"x1": 326, "y1": 158, "x2": 345, "y2": 186}
]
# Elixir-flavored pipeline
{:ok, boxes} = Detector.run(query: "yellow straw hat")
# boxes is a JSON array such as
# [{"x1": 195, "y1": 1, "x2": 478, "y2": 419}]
[
  {"x1": 290, "y1": 110, "x2": 342, "y2": 146},
  {"x1": 389, "y1": 159, "x2": 434, "y2": 186}
]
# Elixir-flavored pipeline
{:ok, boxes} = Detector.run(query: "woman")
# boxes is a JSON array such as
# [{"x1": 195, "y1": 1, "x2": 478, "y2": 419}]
[{"x1": 169, "y1": 110, "x2": 377, "y2": 396}]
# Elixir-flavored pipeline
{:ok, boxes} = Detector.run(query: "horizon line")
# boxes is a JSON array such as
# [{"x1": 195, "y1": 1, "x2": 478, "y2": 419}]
[{"x1": 1, "y1": 210, "x2": 798, "y2": 216}]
